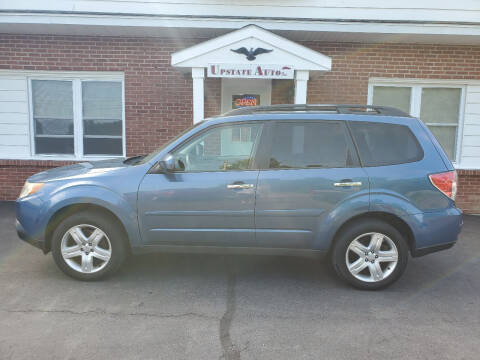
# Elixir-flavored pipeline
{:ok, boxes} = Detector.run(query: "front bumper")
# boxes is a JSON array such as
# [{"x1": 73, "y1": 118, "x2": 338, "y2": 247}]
[
  {"x1": 16, "y1": 219, "x2": 46, "y2": 252},
  {"x1": 16, "y1": 192, "x2": 51, "y2": 253}
]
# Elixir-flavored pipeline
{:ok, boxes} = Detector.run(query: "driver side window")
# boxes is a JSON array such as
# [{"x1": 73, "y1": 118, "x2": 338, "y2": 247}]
[{"x1": 172, "y1": 123, "x2": 262, "y2": 172}]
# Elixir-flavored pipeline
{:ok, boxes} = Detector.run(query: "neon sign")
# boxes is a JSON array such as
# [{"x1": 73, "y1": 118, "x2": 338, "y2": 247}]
[{"x1": 232, "y1": 94, "x2": 260, "y2": 108}]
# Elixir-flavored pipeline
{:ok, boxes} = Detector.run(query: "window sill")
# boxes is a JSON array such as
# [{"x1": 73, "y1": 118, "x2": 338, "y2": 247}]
[
  {"x1": 0, "y1": 155, "x2": 124, "y2": 162},
  {"x1": 453, "y1": 164, "x2": 480, "y2": 171}
]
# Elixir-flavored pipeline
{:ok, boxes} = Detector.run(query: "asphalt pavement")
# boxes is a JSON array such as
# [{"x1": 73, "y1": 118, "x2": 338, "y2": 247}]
[{"x1": 1, "y1": 201, "x2": 479, "y2": 360}]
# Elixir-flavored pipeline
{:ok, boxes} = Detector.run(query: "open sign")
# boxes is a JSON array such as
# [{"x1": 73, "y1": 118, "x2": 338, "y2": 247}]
[{"x1": 232, "y1": 94, "x2": 260, "y2": 109}]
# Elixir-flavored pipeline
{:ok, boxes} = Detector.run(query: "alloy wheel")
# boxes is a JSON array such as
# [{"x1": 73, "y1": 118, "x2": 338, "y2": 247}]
[
  {"x1": 345, "y1": 232, "x2": 399, "y2": 283},
  {"x1": 60, "y1": 224, "x2": 112, "y2": 274}
]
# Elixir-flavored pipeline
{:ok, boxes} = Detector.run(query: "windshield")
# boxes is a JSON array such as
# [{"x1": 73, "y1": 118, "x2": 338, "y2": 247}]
[{"x1": 136, "y1": 121, "x2": 206, "y2": 165}]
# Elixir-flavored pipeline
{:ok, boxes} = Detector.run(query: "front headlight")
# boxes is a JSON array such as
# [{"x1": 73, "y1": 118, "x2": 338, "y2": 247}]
[{"x1": 18, "y1": 182, "x2": 44, "y2": 199}]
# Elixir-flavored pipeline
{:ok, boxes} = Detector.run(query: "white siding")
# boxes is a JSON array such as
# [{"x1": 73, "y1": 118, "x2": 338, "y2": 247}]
[
  {"x1": 0, "y1": 75, "x2": 30, "y2": 158},
  {"x1": 2, "y1": 1, "x2": 480, "y2": 43},
  {"x1": 3, "y1": 1, "x2": 480, "y2": 23},
  {"x1": 460, "y1": 86, "x2": 480, "y2": 169}
]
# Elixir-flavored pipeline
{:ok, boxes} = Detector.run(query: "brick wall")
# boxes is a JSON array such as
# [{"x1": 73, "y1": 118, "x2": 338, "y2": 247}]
[
  {"x1": 305, "y1": 43, "x2": 480, "y2": 104},
  {"x1": 271, "y1": 79, "x2": 294, "y2": 104},
  {"x1": 456, "y1": 170, "x2": 480, "y2": 214},
  {"x1": 204, "y1": 77, "x2": 222, "y2": 118},
  {"x1": 1, "y1": 34, "x2": 480, "y2": 212},
  {"x1": 0, "y1": 160, "x2": 75, "y2": 200}
]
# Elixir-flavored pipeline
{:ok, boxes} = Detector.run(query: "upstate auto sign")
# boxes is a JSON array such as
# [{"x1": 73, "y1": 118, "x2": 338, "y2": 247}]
[{"x1": 208, "y1": 64, "x2": 294, "y2": 79}]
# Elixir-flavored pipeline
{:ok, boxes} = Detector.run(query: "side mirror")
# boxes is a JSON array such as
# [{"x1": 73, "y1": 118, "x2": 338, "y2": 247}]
[{"x1": 159, "y1": 153, "x2": 175, "y2": 172}]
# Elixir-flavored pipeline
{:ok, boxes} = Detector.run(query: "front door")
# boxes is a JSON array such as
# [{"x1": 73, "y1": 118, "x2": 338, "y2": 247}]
[
  {"x1": 138, "y1": 122, "x2": 264, "y2": 247},
  {"x1": 255, "y1": 120, "x2": 369, "y2": 249},
  {"x1": 221, "y1": 78, "x2": 272, "y2": 113}
]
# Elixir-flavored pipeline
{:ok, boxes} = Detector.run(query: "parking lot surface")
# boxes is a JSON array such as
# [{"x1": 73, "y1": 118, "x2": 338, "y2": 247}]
[{"x1": 1, "y1": 202, "x2": 479, "y2": 360}]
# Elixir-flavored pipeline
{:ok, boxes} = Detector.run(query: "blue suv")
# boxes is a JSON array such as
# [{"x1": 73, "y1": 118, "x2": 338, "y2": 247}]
[{"x1": 16, "y1": 104, "x2": 462, "y2": 289}]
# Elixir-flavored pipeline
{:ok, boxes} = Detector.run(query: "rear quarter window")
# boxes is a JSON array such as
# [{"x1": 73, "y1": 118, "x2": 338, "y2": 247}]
[{"x1": 349, "y1": 121, "x2": 424, "y2": 167}]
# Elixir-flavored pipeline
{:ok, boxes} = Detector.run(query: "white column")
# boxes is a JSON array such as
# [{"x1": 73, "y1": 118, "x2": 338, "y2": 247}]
[
  {"x1": 192, "y1": 67, "x2": 205, "y2": 124},
  {"x1": 294, "y1": 70, "x2": 309, "y2": 104}
]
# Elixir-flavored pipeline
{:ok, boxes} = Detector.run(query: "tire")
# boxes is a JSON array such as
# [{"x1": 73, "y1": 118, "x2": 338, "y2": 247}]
[
  {"x1": 51, "y1": 210, "x2": 128, "y2": 281},
  {"x1": 331, "y1": 219, "x2": 409, "y2": 290}
]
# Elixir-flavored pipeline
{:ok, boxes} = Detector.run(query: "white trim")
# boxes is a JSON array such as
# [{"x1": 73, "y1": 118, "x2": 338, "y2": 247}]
[
  {"x1": 294, "y1": 70, "x2": 309, "y2": 104},
  {"x1": 73, "y1": 79, "x2": 83, "y2": 157},
  {"x1": 369, "y1": 77, "x2": 480, "y2": 86},
  {"x1": 27, "y1": 77, "x2": 35, "y2": 157},
  {"x1": 411, "y1": 86, "x2": 421, "y2": 117},
  {"x1": 121, "y1": 76, "x2": 126, "y2": 158},
  {"x1": 192, "y1": 67, "x2": 205, "y2": 124},
  {"x1": 23, "y1": 71, "x2": 126, "y2": 161},
  {"x1": 453, "y1": 165, "x2": 480, "y2": 170},
  {"x1": 0, "y1": 69, "x2": 124, "y2": 79},
  {"x1": 368, "y1": 79, "x2": 466, "y2": 165},
  {"x1": 3, "y1": 1, "x2": 480, "y2": 23},
  {"x1": 366, "y1": 82, "x2": 374, "y2": 107},
  {"x1": 171, "y1": 25, "x2": 331, "y2": 71},
  {"x1": 454, "y1": 88, "x2": 466, "y2": 164},
  {"x1": 3, "y1": 11, "x2": 480, "y2": 44}
]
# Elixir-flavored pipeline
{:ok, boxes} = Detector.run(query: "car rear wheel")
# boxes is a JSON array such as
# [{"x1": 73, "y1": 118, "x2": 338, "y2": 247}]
[
  {"x1": 331, "y1": 219, "x2": 408, "y2": 290},
  {"x1": 51, "y1": 210, "x2": 127, "y2": 280}
]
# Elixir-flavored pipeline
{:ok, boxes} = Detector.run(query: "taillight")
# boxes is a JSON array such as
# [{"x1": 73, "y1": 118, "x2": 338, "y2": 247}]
[{"x1": 429, "y1": 171, "x2": 457, "y2": 200}]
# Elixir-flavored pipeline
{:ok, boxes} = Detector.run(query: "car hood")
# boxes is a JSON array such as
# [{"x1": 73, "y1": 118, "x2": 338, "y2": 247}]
[{"x1": 29, "y1": 158, "x2": 130, "y2": 183}]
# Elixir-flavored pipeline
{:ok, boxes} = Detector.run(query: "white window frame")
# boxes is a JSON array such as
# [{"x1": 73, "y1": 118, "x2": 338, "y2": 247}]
[
  {"x1": 368, "y1": 79, "x2": 466, "y2": 164},
  {"x1": 27, "y1": 72, "x2": 125, "y2": 161}
]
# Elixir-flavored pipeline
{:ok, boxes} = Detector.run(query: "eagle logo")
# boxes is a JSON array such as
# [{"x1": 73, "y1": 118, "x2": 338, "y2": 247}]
[{"x1": 230, "y1": 47, "x2": 273, "y2": 61}]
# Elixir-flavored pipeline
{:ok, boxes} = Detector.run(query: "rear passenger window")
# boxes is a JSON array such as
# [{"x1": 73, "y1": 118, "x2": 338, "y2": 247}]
[
  {"x1": 349, "y1": 122, "x2": 423, "y2": 166},
  {"x1": 269, "y1": 121, "x2": 355, "y2": 169}
]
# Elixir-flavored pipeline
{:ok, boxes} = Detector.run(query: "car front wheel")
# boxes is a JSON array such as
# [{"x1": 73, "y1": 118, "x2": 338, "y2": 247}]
[
  {"x1": 51, "y1": 210, "x2": 127, "y2": 280},
  {"x1": 331, "y1": 219, "x2": 409, "y2": 290}
]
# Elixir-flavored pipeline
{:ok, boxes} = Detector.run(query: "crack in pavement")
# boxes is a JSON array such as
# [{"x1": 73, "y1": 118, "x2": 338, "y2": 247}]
[
  {"x1": 0, "y1": 308, "x2": 216, "y2": 320},
  {"x1": 219, "y1": 270, "x2": 241, "y2": 360}
]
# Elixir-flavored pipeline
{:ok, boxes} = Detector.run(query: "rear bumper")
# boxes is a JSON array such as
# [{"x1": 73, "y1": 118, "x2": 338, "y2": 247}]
[
  {"x1": 411, "y1": 242, "x2": 455, "y2": 257},
  {"x1": 16, "y1": 219, "x2": 46, "y2": 252},
  {"x1": 404, "y1": 207, "x2": 463, "y2": 257}
]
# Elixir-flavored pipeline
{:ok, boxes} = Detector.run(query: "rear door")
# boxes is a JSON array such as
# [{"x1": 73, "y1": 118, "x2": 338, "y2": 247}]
[{"x1": 254, "y1": 120, "x2": 369, "y2": 249}]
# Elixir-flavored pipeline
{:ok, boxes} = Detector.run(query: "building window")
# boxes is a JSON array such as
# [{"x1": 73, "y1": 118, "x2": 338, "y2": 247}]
[
  {"x1": 82, "y1": 81, "x2": 123, "y2": 155},
  {"x1": 32, "y1": 80, "x2": 74, "y2": 155},
  {"x1": 369, "y1": 82, "x2": 463, "y2": 162},
  {"x1": 419, "y1": 88, "x2": 462, "y2": 161},
  {"x1": 372, "y1": 86, "x2": 411, "y2": 115},
  {"x1": 231, "y1": 127, "x2": 252, "y2": 142},
  {"x1": 30, "y1": 77, "x2": 124, "y2": 158}
]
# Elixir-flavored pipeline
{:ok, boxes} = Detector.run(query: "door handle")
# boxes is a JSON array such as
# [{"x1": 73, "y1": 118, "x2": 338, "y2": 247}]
[
  {"x1": 227, "y1": 184, "x2": 254, "y2": 189},
  {"x1": 333, "y1": 181, "x2": 362, "y2": 187}
]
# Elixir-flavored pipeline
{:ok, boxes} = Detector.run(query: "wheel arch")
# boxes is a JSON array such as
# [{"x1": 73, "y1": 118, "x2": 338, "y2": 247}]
[
  {"x1": 44, "y1": 203, "x2": 132, "y2": 254},
  {"x1": 329, "y1": 212, "x2": 415, "y2": 255}
]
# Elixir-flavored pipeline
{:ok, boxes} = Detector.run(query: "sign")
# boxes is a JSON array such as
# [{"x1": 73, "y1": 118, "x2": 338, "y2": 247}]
[
  {"x1": 208, "y1": 64, "x2": 294, "y2": 79},
  {"x1": 232, "y1": 94, "x2": 260, "y2": 109}
]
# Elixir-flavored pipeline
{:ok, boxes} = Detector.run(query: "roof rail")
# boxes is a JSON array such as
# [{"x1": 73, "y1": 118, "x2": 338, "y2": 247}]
[{"x1": 222, "y1": 104, "x2": 410, "y2": 117}]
